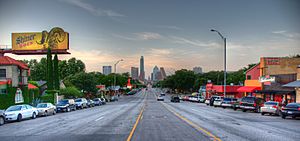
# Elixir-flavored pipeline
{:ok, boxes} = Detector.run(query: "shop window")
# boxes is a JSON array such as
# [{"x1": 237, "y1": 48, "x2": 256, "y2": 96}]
[
  {"x1": 246, "y1": 75, "x2": 251, "y2": 80},
  {"x1": 0, "y1": 69, "x2": 6, "y2": 78},
  {"x1": 0, "y1": 84, "x2": 7, "y2": 94}
]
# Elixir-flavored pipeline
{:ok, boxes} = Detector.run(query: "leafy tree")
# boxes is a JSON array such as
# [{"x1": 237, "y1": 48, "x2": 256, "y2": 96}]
[
  {"x1": 47, "y1": 48, "x2": 53, "y2": 90},
  {"x1": 59, "y1": 87, "x2": 83, "y2": 99},
  {"x1": 64, "y1": 72, "x2": 98, "y2": 94},
  {"x1": 53, "y1": 54, "x2": 59, "y2": 90}
]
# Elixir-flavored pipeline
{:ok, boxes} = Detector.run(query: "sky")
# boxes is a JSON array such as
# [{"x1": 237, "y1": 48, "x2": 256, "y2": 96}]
[{"x1": 0, "y1": 0, "x2": 300, "y2": 77}]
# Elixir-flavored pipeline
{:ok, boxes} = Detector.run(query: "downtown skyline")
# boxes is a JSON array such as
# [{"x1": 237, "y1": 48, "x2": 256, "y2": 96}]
[{"x1": 0, "y1": 0, "x2": 299, "y2": 77}]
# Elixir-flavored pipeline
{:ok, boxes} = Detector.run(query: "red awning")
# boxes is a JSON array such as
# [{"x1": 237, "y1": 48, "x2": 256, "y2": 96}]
[
  {"x1": 0, "y1": 81, "x2": 7, "y2": 85},
  {"x1": 28, "y1": 83, "x2": 38, "y2": 89},
  {"x1": 237, "y1": 86, "x2": 261, "y2": 92}
]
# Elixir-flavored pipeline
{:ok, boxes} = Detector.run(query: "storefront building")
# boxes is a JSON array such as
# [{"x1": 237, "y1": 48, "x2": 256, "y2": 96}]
[
  {"x1": 237, "y1": 64, "x2": 261, "y2": 96},
  {"x1": 254, "y1": 57, "x2": 300, "y2": 104}
]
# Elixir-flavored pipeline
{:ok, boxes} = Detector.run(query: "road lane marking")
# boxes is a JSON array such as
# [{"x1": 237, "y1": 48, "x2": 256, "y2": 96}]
[
  {"x1": 161, "y1": 103, "x2": 221, "y2": 141},
  {"x1": 95, "y1": 116, "x2": 104, "y2": 121},
  {"x1": 191, "y1": 108, "x2": 197, "y2": 111},
  {"x1": 126, "y1": 105, "x2": 145, "y2": 141}
]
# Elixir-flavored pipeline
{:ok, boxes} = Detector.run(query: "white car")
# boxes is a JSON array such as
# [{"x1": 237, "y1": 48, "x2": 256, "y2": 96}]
[
  {"x1": 5, "y1": 104, "x2": 38, "y2": 122},
  {"x1": 157, "y1": 95, "x2": 164, "y2": 101},
  {"x1": 213, "y1": 96, "x2": 224, "y2": 107}
]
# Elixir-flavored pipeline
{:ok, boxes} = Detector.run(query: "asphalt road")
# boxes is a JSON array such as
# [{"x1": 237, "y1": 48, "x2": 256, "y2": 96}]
[{"x1": 0, "y1": 88, "x2": 300, "y2": 141}]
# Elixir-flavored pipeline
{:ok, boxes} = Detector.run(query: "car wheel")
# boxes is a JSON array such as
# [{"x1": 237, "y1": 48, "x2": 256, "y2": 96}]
[
  {"x1": 281, "y1": 114, "x2": 286, "y2": 119},
  {"x1": 261, "y1": 112, "x2": 265, "y2": 116},
  {"x1": 32, "y1": 112, "x2": 37, "y2": 119},
  {"x1": 67, "y1": 107, "x2": 71, "y2": 112},
  {"x1": 242, "y1": 109, "x2": 247, "y2": 112},
  {"x1": 53, "y1": 110, "x2": 56, "y2": 115},
  {"x1": 17, "y1": 114, "x2": 22, "y2": 122},
  {"x1": 233, "y1": 108, "x2": 237, "y2": 111},
  {"x1": 222, "y1": 107, "x2": 225, "y2": 109},
  {"x1": 0, "y1": 117, "x2": 4, "y2": 126},
  {"x1": 45, "y1": 111, "x2": 48, "y2": 116},
  {"x1": 292, "y1": 116, "x2": 296, "y2": 119}
]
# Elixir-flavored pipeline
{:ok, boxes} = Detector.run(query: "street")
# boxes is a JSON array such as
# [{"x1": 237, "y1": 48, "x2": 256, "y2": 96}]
[{"x1": 0, "y1": 89, "x2": 300, "y2": 141}]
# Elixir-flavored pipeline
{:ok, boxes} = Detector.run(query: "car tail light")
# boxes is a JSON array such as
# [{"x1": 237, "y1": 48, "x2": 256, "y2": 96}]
[
  {"x1": 253, "y1": 103, "x2": 256, "y2": 107},
  {"x1": 272, "y1": 105, "x2": 278, "y2": 109},
  {"x1": 239, "y1": 102, "x2": 242, "y2": 105},
  {"x1": 298, "y1": 107, "x2": 300, "y2": 111},
  {"x1": 282, "y1": 107, "x2": 285, "y2": 110}
]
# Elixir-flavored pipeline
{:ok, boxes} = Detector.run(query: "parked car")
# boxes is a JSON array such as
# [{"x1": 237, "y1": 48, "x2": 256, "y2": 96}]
[
  {"x1": 56, "y1": 99, "x2": 76, "y2": 112},
  {"x1": 93, "y1": 98, "x2": 102, "y2": 106},
  {"x1": 232, "y1": 99, "x2": 242, "y2": 110},
  {"x1": 87, "y1": 99, "x2": 95, "y2": 107},
  {"x1": 221, "y1": 98, "x2": 238, "y2": 109},
  {"x1": 239, "y1": 97, "x2": 265, "y2": 113},
  {"x1": 75, "y1": 98, "x2": 88, "y2": 109},
  {"x1": 281, "y1": 103, "x2": 300, "y2": 119},
  {"x1": 101, "y1": 98, "x2": 107, "y2": 105},
  {"x1": 261, "y1": 101, "x2": 282, "y2": 116},
  {"x1": 157, "y1": 95, "x2": 164, "y2": 101},
  {"x1": 189, "y1": 96, "x2": 198, "y2": 102},
  {"x1": 213, "y1": 96, "x2": 224, "y2": 107},
  {"x1": 198, "y1": 96, "x2": 206, "y2": 103},
  {"x1": 110, "y1": 96, "x2": 119, "y2": 102},
  {"x1": 5, "y1": 104, "x2": 38, "y2": 122},
  {"x1": 170, "y1": 96, "x2": 180, "y2": 103},
  {"x1": 0, "y1": 110, "x2": 5, "y2": 126},
  {"x1": 160, "y1": 93, "x2": 166, "y2": 96},
  {"x1": 209, "y1": 96, "x2": 222, "y2": 106},
  {"x1": 36, "y1": 103, "x2": 56, "y2": 116},
  {"x1": 182, "y1": 96, "x2": 190, "y2": 101},
  {"x1": 205, "y1": 98, "x2": 210, "y2": 106}
]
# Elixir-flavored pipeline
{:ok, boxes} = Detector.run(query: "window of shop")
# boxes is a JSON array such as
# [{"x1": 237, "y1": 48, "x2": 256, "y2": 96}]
[
  {"x1": 246, "y1": 75, "x2": 251, "y2": 80},
  {"x1": 0, "y1": 84, "x2": 7, "y2": 94},
  {"x1": 0, "y1": 69, "x2": 6, "y2": 78}
]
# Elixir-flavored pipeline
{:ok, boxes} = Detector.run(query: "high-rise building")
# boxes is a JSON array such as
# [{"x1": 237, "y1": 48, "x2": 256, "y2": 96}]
[
  {"x1": 139, "y1": 56, "x2": 145, "y2": 81},
  {"x1": 160, "y1": 67, "x2": 167, "y2": 79},
  {"x1": 153, "y1": 66, "x2": 160, "y2": 81},
  {"x1": 193, "y1": 67, "x2": 203, "y2": 74},
  {"x1": 131, "y1": 67, "x2": 139, "y2": 80},
  {"x1": 103, "y1": 66, "x2": 112, "y2": 75}
]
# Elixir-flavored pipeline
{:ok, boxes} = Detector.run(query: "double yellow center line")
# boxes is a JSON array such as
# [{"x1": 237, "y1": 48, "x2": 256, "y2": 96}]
[
  {"x1": 126, "y1": 104, "x2": 145, "y2": 141},
  {"x1": 162, "y1": 102, "x2": 221, "y2": 141}
]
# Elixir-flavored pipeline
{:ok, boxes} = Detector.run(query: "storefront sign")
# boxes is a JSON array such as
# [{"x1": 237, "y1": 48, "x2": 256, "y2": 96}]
[
  {"x1": 259, "y1": 75, "x2": 276, "y2": 83},
  {"x1": 15, "y1": 88, "x2": 24, "y2": 104},
  {"x1": 12, "y1": 27, "x2": 69, "y2": 51},
  {"x1": 266, "y1": 58, "x2": 280, "y2": 65}
]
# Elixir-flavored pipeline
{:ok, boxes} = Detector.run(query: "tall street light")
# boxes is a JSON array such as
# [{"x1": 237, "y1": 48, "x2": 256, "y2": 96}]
[
  {"x1": 114, "y1": 59, "x2": 124, "y2": 92},
  {"x1": 211, "y1": 29, "x2": 227, "y2": 98}
]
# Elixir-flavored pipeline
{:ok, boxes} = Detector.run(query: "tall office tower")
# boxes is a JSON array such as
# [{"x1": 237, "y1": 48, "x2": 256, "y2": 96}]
[
  {"x1": 160, "y1": 67, "x2": 167, "y2": 79},
  {"x1": 131, "y1": 67, "x2": 139, "y2": 80},
  {"x1": 139, "y1": 56, "x2": 145, "y2": 81},
  {"x1": 103, "y1": 66, "x2": 112, "y2": 75}
]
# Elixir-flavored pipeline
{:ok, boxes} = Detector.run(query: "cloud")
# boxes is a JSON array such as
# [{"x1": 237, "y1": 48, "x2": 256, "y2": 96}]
[
  {"x1": 113, "y1": 32, "x2": 163, "y2": 41},
  {"x1": 272, "y1": 30, "x2": 300, "y2": 39},
  {"x1": 63, "y1": 0, "x2": 124, "y2": 17},
  {"x1": 157, "y1": 25, "x2": 183, "y2": 30},
  {"x1": 170, "y1": 36, "x2": 219, "y2": 48}
]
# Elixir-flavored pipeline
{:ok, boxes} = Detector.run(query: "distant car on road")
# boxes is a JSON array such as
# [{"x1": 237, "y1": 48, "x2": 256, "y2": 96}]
[
  {"x1": 37, "y1": 103, "x2": 56, "y2": 116},
  {"x1": 5, "y1": 104, "x2": 38, "y2": 122},
  {"x1": 221, "y1": 98, "x2": 238, "y2": 109},
  {"x1": 239, "y1": 97, "x2": 265, "y2": 113},
  {"x1": 87, "y1": 99, "x2": 95, "y2": 107},
  {"x1": 0, "y1": 110, "x2": 5, "y2": 126},
  {"x1": 75, "y1": 98, "x2": 88, "y2": 109},
  {"x1": 170, "y1": 96, "x2": 180, "y2": 103},
  {"x1": 110, "y1": 96, "x2": 118, "y2": 102},
  {"x1": 160, "y1": 93, "x2": 166, "y2": 96},
  {"x1": 56, "y1": 99, "x2": 76, "y2": 112},
  {"x1": 93, "y1": 98, "x2": 102, "y2": 106},
  {"x1": 157, "y1": 95, "x2": 164, "y2": 101},
  {"x1": 261, "y1": 101, "x2": 282, "y2": 116},
  {"x1": 209, "y1": 96, "x2": 222, "y2": 106},
  {"x1": 182, "y1": 96, "x2": 190, "y2": 101},
  {"x1": 281, "y1": 103, "x2": 300, "y2": 119}
]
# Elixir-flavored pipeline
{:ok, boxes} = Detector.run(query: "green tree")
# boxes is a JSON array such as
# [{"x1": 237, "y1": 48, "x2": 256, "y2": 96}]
[
  {"x1": 64, "y1": 72, "x2": 98, "y2": 94},
  {"x1": 59, "y1": 87, "x2": 83, "y2": 99},
  {"x1": 47, "y1": 48, "x2": 53, "y2": 90},
  {"x1": 53, "y1": 54, "x2": 59, "y2": 90}
]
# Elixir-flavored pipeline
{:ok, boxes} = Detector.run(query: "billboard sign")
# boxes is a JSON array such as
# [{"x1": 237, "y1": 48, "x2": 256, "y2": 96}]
[{"x1": 12, "y1": 27, "x2": 69, "y2": 54}]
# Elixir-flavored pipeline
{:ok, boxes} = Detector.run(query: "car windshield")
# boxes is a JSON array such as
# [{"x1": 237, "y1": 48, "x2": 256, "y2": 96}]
[
  {"x1": 242, "y1": 97, "x2": 255, "y2": 103},
  {"x1": 6, "y1": 105, "x2": 22, "y2": 112},
  {"x1": 37, "y1": 104, "x2": 48, "y2": 108},
  {"x1": 75, "y1": 99, "x2": 82, "y2": 102},
  {"x1": 223, "y1": 98, "x2": 232, "y2": 101},
  {"x1": 286, "y1": 103, "x2": 300, "y2": 108},
  {"x1": 59, "y1": 100, "x2": 68, "y2": 104},
  {"x1": 264, "y1": 102, "x2": 278, "y2": 106},
  {"x1": 93, "y1": 99, "x2": 99, "y2": 101}
]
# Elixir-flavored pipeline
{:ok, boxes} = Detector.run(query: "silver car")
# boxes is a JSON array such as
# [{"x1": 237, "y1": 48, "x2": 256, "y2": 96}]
[
  {"x1": 261, "y1": 101, "x2": 282, "y2": 116},
  {"x1": 37, "y1": 103, "x2": 56, "y2": 116}
]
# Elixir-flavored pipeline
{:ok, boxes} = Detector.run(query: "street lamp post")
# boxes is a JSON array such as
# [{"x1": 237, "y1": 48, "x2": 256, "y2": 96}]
[
  {"x1": 114, "y1": 59, "x2": 123, "y2": 94},
  {"x1": 211, "y1": 29, "x2": 227, "y2": 98}
]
